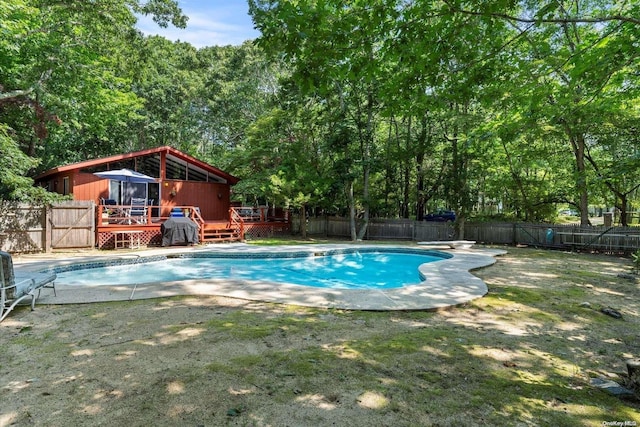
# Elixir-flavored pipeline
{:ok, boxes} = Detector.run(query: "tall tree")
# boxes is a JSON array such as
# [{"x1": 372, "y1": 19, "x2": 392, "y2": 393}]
[
  {"x1": 0, "y1": 0, "x2": 186, "y2": 199},
  {"x1": 250, "y1": 0, "x2": 398, "y2": 240},
  {"x1": 129, "y1": 37, "x2": 203, "y2": 152},
  {"x1": 473, "y1": 0, "x2": 640, "y2": 224},
  {"x1": 196, "y1": 42, "x2": 280, "y2": 167}
]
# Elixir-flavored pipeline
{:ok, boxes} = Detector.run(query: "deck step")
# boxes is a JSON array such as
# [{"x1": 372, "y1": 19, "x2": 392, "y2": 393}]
[{"x1": 201, "y1": 227, "x2": 241, "y2": 242}]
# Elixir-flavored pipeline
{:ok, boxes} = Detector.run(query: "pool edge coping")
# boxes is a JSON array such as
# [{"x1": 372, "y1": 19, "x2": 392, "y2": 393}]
[{"x1": 14, "y1": 243, "x2": 507, "y2": 311}]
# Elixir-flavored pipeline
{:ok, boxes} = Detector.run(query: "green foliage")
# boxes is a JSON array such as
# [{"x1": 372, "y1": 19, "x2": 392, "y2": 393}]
[
  {"x1": 0, "y1": 125, "x2": 63, "y2": 202},
  {"x1": 2, "y1": 0, "x2": 640, "y2": 225},
  {"x1": 246, "y1": 0, "x2": 640, "y2": 224},
  {"x1": 133, "y1": 0, "x2": 188, "y2": 29},
  {"x1": 0, "y1": 0, "x2": 186, "y2": 169},
  {"x1": 0, "y1": 125, "x2": 37, "y2": 200}
]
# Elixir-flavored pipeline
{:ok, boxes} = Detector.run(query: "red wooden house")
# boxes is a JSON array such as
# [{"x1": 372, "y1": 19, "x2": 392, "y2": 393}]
[{"x1": 35, "y1": 146, "x2": 248, "y2": 248}]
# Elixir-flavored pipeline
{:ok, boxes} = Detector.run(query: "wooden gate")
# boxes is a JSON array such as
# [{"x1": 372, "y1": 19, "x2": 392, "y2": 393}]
[
  {"x1": 0, "y1": 201, "x2": 95, "y2": 252},
  {"x1": 49, "y1": 201, "x2": 95, "y2": 250}
]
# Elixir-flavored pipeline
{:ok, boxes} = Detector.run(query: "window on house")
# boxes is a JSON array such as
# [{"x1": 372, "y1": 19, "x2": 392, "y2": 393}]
[{"x1": 63, "y1": 177, "x2": 70, "y2": 195}]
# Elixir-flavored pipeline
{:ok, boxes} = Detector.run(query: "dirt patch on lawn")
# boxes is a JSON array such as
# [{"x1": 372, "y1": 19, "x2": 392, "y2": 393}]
[{"x1": 1, "y1": 246, "x2": 639, "y2": 426}]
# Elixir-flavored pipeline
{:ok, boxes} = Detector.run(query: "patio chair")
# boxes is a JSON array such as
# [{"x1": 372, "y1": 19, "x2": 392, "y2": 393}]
[
  {"x1": 1, "y1": 251, "x2": 57, "y2": 322},
  {"x1": 128, "y1": 197, "x2": 148, "y2": 224},
  {"x1": 100, "y1": 198, "x2": 119, "y2": 223},
  {"x1": 100, "y1": 198, "x2": 117, "y2": 206},
  {"x1": 170, "y1": 207, "x2": 185, "y2": 217}
]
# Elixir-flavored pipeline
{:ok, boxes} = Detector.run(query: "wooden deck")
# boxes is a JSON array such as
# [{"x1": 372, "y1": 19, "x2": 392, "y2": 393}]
[
  {"x1": 97, "y1": 221, "x2": 241, "y2": 249},
  {"x1": 96, "y1": 205, "x2": 290, "y2": 249}
]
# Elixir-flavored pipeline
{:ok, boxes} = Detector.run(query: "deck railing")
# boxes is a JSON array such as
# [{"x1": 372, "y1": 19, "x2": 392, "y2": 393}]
[
  {"x1": 231, "y1": 206, "x2": 290, "y2": 222},
  {"x1": 97, "y1": 204, "x2": 290, "y2": 244},
  {"x1": 229, "y1": 208, "x2": 245, "y2": 240},
  {"x1": 229, "y1": 207, "x2": 291, "y2": 239},
  {"x1": 97, "y1": 204, "x2": 225, "y2": 247},
  {"x1": 98, "y1": 205, "x2": 290, "y2": 226},
  {"x1": 98, "y1": 203, "x2": 150, "y2": 225},
  {"x1": 98, "y1": 204, "x2": 207, "y2": 226}
]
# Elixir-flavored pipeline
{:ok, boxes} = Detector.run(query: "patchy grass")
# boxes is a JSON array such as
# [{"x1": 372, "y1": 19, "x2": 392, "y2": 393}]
[{"x1": 0, "y1": 246, "x2": 638, "y2": 426}]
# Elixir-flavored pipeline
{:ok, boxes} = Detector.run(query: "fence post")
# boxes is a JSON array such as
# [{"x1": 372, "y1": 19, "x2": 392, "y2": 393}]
[{"x1": 45, "y1": 204, "x2": 52, "y2": 253}]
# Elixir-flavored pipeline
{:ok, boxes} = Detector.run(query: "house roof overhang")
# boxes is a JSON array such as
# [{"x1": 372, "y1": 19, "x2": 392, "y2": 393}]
[{"x1": 35, "y1": 146, "x2": 240, "y2": 185}]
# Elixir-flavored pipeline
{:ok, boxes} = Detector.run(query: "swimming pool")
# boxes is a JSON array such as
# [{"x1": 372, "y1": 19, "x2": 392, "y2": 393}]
[
  {"x1": 54, "y1": 248, "x2": 451, "y2": 290},
  {"x1": 29, "y1": 244, "x2": 504, "y2": 310}
]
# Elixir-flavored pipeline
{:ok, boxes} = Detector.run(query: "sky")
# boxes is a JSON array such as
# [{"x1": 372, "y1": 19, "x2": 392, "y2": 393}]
[{"x1": 136, "y1": 0, "x2": 260, "y2": 48}]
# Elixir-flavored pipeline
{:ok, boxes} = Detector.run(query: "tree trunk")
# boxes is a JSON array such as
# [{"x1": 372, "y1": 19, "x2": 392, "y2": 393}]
[
  {"x1": 300, "y1": 203, "x2": 307, "y2": 239},
  {"x1": 355, "y1": 86, "x2": 374, "y2": 241},
  {"x1": 356, "y1": 162, "x2": 370, "y2": 241},
  {"x1": 568, "y1": 131, "x2": 590, "y2": 226},
  {"x1": 416, "y1": 154, "x2": 425, "y2": 221},
  {"x1": 401, "y1": 115, "x2": 412, "y2": 219},
  {"x1": 618, "y1": 194, "x2": 628, "y2": 227},
  {"x1": 384, "y1": 117, "x2": 395, "y2": 216},
  {"x1": 449, "y1": 125, "x2": 464, "y2": 240},
  {"x1": 348, "y1": 180, "x2": 357, "y2": 241},
  {"x1": 455, "y1": 215, "x2": 465, "y2": 240},
  {"x1": 402, "y1": 165, "x2": 410, "y2": 219},
  {"x1": 415, "y1": 114, "x2": 428, "y2": 221}
]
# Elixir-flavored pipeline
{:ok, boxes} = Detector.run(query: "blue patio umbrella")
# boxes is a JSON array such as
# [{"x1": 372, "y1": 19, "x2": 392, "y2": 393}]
[{"x1": 93, "y1": 168, "x2": 156, "y2": 183}]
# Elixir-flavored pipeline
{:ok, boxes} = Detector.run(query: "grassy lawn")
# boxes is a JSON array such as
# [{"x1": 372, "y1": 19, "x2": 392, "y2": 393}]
[{"x1": 1, "y1": 244, "x2": 638, "y2": 426}]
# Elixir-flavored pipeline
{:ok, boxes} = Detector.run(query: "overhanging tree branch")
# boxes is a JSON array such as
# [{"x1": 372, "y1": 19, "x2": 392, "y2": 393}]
[
  {"x1": 0, "y1": 87, "x2": 34, "y2": 102},
  {"x1": 443, "y1": 1, "x2": 640, "y2": 27},
  {"x1": 0, "y1": 70, "x2": 52, "y2": 103}
]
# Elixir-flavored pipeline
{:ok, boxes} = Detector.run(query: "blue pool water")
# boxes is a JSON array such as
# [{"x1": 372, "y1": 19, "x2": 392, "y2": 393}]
[{"x1": 55, "y1": 250, "x2": 448, "y2": 289}]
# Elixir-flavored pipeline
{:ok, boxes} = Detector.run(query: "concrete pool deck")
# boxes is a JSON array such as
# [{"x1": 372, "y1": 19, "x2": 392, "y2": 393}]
[{"x1": 12, "y1": 243, "x2": 506, "y2": 311}]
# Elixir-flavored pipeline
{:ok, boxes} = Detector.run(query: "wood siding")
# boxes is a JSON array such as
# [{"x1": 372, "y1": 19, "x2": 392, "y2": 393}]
[
  {"x1": 160, "y1": 181, "x2": 229, "y2": 220},
  {"x1": 38, "y1": 165, "x2": 232, "y2": 221},
  {"x1": 72, "y1": 172, "x2": 110, "y2": 203},
  {"x1": 39, "y1": 172, "x2": 230, "y2": 221}
]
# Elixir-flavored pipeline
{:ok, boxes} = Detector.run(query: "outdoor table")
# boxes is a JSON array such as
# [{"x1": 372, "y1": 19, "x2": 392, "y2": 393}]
[{"x1": 113, "y1": 230, "x2": 143, "y2": 249}]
